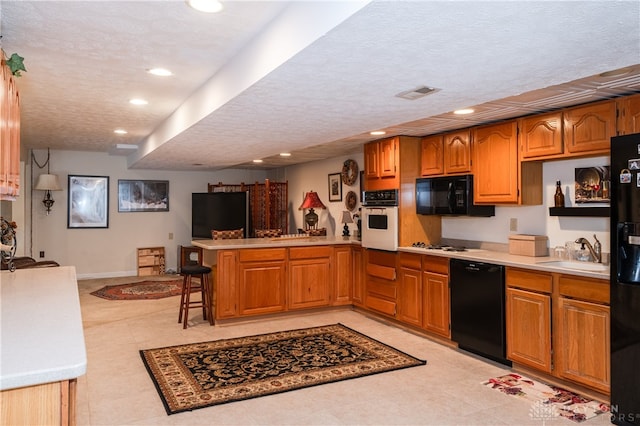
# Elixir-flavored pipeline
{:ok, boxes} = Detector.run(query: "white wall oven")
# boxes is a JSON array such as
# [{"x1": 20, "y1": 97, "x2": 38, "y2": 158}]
[{"x1": 361, "y1": 189, "x2": 399, "y2": 252}]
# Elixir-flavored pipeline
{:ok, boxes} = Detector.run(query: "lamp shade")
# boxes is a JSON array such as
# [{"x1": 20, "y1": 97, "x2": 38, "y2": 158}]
[
  {"x1": 34, "y1": 174, "x2": 62, "y2": 191},
  {"x1": 298, "y1": 191, "x2": 326, "y2": 210},
  {"x1": 341, "y1": 211, "x2": 353, "y2": 224}
]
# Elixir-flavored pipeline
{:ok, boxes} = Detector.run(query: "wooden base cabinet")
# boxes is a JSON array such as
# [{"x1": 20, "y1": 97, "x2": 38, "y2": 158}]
[
  {"x1": 238, "y1": 248, "x2": 287, "y2": 316},
  {"x1": 333, "y1": 246, "x2": 352, "y2": 306},
  {"x1": 1, "y1": 379, "x2": 76, "y2": 426},
  {"x1": 555, "y1": 275, "x2": 610, "y2": 394},
  {"x1": 505, "y1": 268, "x2": 552, "y2": 372},
  {"x1": 422, "y1": 255, "x2": 450, "y2": 338},
  {"x1": 398, "y1": 253, "x2": 423, "y2": 327},
  {"x1": 351, "y1": 246, "x2": 364, "y2": 306},
  {"x1": 364, "y1": 249, "x2": 397, "y2": 316},
  {"x1": 288, "y1": 246, "x2": 331, "y2": 309}
]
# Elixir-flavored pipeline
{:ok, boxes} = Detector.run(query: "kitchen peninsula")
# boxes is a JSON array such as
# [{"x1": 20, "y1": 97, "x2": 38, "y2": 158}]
[
  {"x1": 0, "y1": 266, "x2": 87, "y2": 426},
  {"x1": 192, "y1": 236, "x2": 361, "y2": 321}
]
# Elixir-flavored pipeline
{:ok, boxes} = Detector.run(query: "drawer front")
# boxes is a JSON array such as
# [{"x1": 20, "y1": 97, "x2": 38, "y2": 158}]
[
  {"x1": 423, "y1": 255, "x2": 449, "y2": 274},
  {"x1": 289, "y1": 246, "x2": 332, "y2": 260},
  {"x1": 138, "y1": 256, "x2": 157, "y2": 266},
  {"x1": 239, "y1": 248, "x2": 286, "y2": 262},
  {"x1": 399, "y1": 252, "x2": 422, "y2": 269},
  {"x1": 367, "y1": 277, "x2": 397, "y2": 299},
  {"x1": 506, "y1": 267, "x2": 552, "y2": 293},
  {"x1": 558, "y1": 275, "x2": 609, "y2": 304}
]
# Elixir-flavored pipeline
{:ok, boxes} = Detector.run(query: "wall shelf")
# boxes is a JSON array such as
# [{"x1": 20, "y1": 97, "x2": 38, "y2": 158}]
[{"x1": 549, "y1": 207, "x2": 610, "y2": 217}]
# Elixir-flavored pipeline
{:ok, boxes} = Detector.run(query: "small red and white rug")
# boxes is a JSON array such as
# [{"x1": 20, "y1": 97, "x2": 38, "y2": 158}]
[
  {"x1": 90, "y1": 279, "x2": 184, "y2": 300},
  {"x1": 483, "y1": 373, "x2": 609, "y2": 423}
]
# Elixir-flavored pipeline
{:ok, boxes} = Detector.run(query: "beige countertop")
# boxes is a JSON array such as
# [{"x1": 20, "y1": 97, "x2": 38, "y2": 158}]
[
  {"x1": 192, "y1": 236, "x2": 607, "y2": 280},
  {"x1": 398, "y1": 246, "x2": 608, "y2": 280}
]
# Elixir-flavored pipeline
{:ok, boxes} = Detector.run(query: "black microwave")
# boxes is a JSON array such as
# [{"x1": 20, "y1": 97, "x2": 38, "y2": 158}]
[{"x1": 415, "y1": 175, "x2": 495, "y2": 216}]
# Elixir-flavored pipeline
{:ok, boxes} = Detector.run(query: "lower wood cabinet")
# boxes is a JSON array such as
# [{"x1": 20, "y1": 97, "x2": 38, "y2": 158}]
[
  {"x1": 555, "y1": 275, "x2": 610, "y2": 394},
  {"x1": 505, "y1": 268, "x2": 552, "y2": 372},
  {"x1": 1, "y1": 379, "x2": 76, "y2": 426},
  {"x1": 398, "y1": 253, "x2": 423, "y2": 327},
  {"x1": 423, "y1": 271, "x2": 449, "y2": 337},
  {"x1": 333, "y1": 246, "x2": 352, "y2": 305},
  {"x1": 365, "y1": 249, "x2": 398, "y2": 316},
  {"x1": 238, "y1": 248, "x2": 287, "y2": 316},
  {"x1": 505, "y1": 267, "x2": 610, "y2": 394},
  {"x1": 288, "y1": 246, "x2": 331, "y2": 309},
  {"x1": 351, "y1": 246, "x2": 364, "y2": 306}
]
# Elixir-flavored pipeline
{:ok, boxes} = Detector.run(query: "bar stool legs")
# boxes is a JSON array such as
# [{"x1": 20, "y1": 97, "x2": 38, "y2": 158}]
[{"x1": 178, "y1": 265, "x2": 213, "y2": 329}]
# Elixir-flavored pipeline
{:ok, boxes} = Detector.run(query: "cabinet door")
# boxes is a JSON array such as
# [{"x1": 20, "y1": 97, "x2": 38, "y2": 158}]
[
  {"x1": 351, "y1": 246, "x2": 364, "y2": 305},
  {"x1": 472, "y1": 121, "x2": 519, "y2": 203},
  {"x1": 423, "y1": 272, "x2": 450, "y2": 337},
  {"x1": 364, "y1": 141, "x2": 380, "y2": 179},
  {"x1": 333, "y1": 247, "x2": 352, "y2": 305},
  {"x1": 216, "y1": 250, "x2": 238, "y2": 318},
  {"x1": 397, "y1": 267, "x2": 423, "y2": 327},
  {"x1": 519, "y1": 112, "x2": 563, "y2": 159},
  {"x1": 506, "y1": 287, "x2": 552, "y2": 372},
  {"x1": 443, "y1": 130, "x2": 471, "y2": 174},
  {"x1": 238, "y1": 260, "x2": 286, "y2": 316},
  {"x1": 379, "y1": 138, "x2": 397, "y2": 177},
  {"x1": 617, "y1": 93, "x2": 640, "y2": 135},
  {"x1": 564, "y1": 100, "x2": 616, "y2": 155},
  {"x1": 420, "y1": 135, "x2": 444, "y2": 176},
  {"x1": 289, "y1": 258, "x2": 331, "y2": 309},
  {"x1": 556, "y1": 297, "x2": 610, "y2": 393}
]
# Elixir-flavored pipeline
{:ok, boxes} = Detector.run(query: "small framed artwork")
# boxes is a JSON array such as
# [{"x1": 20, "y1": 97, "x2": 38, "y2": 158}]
[
  {"x1": 328, "y1": 172, "x2": 342, "y2": 202},
  {"x1": 118, "y1": 179, "x2": 169, "y2": 212},
  {"x1": 68, "y1": 175, "x2": 109, "y2": 228},
  {"x1": 575, "y1": 166, "x2": 610, "y2": 204}
]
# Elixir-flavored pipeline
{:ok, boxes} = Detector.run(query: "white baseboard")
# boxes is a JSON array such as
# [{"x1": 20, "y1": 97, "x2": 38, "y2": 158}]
[{"x1": 76, "y1": 270, "x2": 137, "y2": 280}]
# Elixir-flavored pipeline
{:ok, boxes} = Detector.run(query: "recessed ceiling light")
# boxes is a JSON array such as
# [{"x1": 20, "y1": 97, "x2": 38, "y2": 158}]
[
  {"x1": 252, "y1": 159, "x2": 263, "y2": 163},
  {"x1": 454, "y1": 108, "x2": 475, "y2": 115},
  {"x1": 187, "y1": 0, "x2": 223, "y2": 13},
  {"x1": 129, "y1": 98, "x2": 148, "y2": 105},
  {"x1": 279, "y1": 152, "x2": 291, "y2": 157},
  {"x1": 113, "y1": 129, "x2": 128, "y2": 135},
  {"x1": 370, "y1": 131, "x2": 386, "y2": 136},
  {"x1": 599, "y1": 67, "x2": 632, "y2": 78},
  {"x1": 147, "y1": 68, "x2": 173, "y2": 77}
]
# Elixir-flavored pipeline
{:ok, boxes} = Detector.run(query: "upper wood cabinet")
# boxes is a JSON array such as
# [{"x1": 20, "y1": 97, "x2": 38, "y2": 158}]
[
  {"x1": 473, "y1": 121, "x2": 542, "y2": 205},
  {"x1": 1, "y1": 57, "x2": 21, "y2": 200},
  {"x1": 420, "y1": 135, "x2": 444, "y2": 176},
  {"x1": 519, "y1": 112, "x2": 563, "y2": 159},
  {"x1": 617, "y1": 93, "x2": 640, "y2": 136},
  {"x1": 563, "y1": 100, "x2": 616, "y2": 155},
  {"x1": 443, "y1": 130, "x2": 472, "y2": 174},
  {"x1": 420, "y1": 130, "x2": 471, "y2": 176},
  {"x1": 364, "y1": 137, "x2": 399, "y2": 190}
]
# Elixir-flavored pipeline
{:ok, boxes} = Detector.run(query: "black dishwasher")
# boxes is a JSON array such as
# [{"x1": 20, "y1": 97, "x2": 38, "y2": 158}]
[{"x1": 450, "y1": 258, "x2": 510, "y2": 366}]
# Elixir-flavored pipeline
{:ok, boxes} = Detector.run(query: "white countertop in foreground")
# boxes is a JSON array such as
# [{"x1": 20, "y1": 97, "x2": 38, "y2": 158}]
[{"x1": 0, "y1": 266, "x2": 87, "y2": 391}]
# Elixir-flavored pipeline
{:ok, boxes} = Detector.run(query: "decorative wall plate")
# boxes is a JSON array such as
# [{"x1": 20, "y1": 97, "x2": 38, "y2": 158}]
[
  {"x1": 341, "y1": 159, "x2": 359, "y2": 186},
  {"x1": 345, "y1": 191, "x2": 357, "y2": 211}
]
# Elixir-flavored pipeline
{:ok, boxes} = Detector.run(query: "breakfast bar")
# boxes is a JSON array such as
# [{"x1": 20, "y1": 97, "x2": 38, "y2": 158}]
[{"x1": 0, "y1": 266, "x2": 87, "y2": 426}]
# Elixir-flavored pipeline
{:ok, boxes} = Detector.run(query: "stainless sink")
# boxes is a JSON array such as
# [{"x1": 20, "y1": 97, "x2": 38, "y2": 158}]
[{"x1": 537, "y1": 260, "x2": 609, "y2": 272}]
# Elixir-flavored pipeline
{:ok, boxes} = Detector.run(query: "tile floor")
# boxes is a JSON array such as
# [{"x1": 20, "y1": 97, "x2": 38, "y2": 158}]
[{"x1": 76, "y1": 276, "x2": 612, "y2": 426}]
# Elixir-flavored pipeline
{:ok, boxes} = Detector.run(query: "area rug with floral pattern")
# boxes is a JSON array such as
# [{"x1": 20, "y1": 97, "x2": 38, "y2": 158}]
[
  {"x1": 90, "y1": 279, "x2": 183, "y2": 300},
  {"x1": 140, "y1": 323, "x2": 426, "y2": 414},
  {"x1": 483, "y1": 373, "x2": 609, "y2": 423}
]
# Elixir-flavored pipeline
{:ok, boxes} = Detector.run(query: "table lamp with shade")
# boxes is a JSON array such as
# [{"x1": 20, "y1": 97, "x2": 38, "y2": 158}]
[
  {"x1": 341, "y1": 211, "x2": 353, "y2": 237},
  {"x1": 299, "y1": 191, "x2": 326, "y2": 230}
]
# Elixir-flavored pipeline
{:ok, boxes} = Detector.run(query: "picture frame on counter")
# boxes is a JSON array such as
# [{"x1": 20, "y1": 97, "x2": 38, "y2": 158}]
[
  {"x1": 328, "y1": 172, "x2": 342, "y2": 202},
  {"x1": 68, "y1": 175, "x2": 109, "y2": 228}
]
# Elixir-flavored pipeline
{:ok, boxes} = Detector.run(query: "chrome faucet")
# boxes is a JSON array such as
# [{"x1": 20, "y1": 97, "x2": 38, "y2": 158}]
[{"x1": 575, "y1": 235, "x2": 602, "y2": 263}]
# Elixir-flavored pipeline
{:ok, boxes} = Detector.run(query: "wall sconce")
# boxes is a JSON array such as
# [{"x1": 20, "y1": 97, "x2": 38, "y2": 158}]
[
  {"x1": 298, "y1": 191, "x2": 326, "y2": 230},
  {"x1": 32, "y1": 148, "x2": 62, "y2": 215},
  {"x1": 341, "y1": 211, "x2": 353, "y2": 237}
]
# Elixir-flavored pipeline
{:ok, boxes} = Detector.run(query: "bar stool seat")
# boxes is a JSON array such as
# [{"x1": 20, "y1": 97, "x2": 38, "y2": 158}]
[{"x1": 178, "y1": 264, "x2": 213, "y2": 329}]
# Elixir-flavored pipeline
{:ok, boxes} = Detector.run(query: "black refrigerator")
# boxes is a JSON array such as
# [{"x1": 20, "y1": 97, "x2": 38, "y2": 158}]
[{"x1": 611, "y1": 133, "x2": 640, "y2": 425}]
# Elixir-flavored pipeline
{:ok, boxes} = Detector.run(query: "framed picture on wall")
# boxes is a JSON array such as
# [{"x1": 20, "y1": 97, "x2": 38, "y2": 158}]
[
  {"x1": 68, "y1": 175, "x2": 109, "y2": 228},
  {"x1": 117, "y1": 179, "x2": 169, "y2": 212},
  {"x1": 328, "y1": 172, "x2": 342, "y2": 202}
]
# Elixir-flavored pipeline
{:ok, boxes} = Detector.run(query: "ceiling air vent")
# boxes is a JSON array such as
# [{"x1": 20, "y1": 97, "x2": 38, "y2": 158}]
[{"x1": 395, "y1": 85, "x2": 438, "y2": 100}]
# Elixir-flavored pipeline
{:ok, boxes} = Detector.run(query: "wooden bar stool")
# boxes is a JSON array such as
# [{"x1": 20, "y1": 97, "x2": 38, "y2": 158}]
[{"x1": 178, "y1": 264, "x2": 213, "y2": 329}]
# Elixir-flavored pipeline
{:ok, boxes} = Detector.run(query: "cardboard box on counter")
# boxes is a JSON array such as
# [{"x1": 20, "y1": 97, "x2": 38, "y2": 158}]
[{"x1": 508, "y1": 234, "x2": 549, "y2": 257}]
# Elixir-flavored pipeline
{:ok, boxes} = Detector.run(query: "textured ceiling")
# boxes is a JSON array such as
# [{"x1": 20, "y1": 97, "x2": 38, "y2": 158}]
[{"x1": 2, "y1": 1, "x2": 640, "y2": 171}]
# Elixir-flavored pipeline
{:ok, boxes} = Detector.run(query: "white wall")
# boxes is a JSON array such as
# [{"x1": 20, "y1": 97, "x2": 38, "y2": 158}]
[
  {"x1": 29, "y1": 149, "x2": 270, "y2": 278},
  {"x1": 280, "y1": 153, "x2": 364, "y2": 236},
  {"x1": 442, "y1": 156, "x2": 610, "y2": 253}
]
